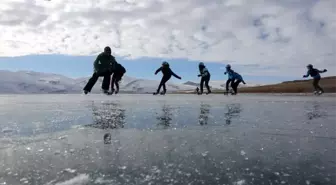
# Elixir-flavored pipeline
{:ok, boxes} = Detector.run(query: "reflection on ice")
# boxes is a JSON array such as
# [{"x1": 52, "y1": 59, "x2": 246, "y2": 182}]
[
  {"x1": 224, "y1": 104, "x2": 242, "y2": 125},
  {"x1": 103, "y1": 133, "x2": 111, "y2": 144},
  {"x1": 199, "y1": 103, "x2": 211, "y2": 125},
  {"x1": 305, "y1": 102, "x2": 326, "y2": 120},
  {"x1": 87, "y1": 102, "x2": 126, "y2": 129},
  {"x1": 156, "y1": 104, "x2": 173, "y2": 129}
]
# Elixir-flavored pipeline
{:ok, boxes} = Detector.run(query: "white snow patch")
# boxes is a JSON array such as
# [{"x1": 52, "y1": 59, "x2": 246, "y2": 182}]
[
  {"x1": 201, "y1": 151, "x2": 209, "y2": 157},
  {"x1": 1, "y1": 128, "x2": 14, "y2": 133},
  {"x1": 55, "y1": 174, "x2": 90, "y2": 185},
  {"x1": 119, "y1": 166, "x2": 127, "y2": 170},
  {"x1": 64, "y1": 168, "x2": 77, "y2": 173},
  {"x1": 58, "y1": 135, "x2": 68, "y2": 140},
  {"x1": 94, "y1": 177, "x2": 115, "y2": 184},
  {"x1": 234, "y1": 179, "x2": 246, "y2": 185}
]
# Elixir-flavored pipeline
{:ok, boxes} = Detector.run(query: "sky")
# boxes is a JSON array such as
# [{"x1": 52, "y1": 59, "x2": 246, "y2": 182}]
[{"x1": 0, "y1": 0, "x2": 335, "y2": 84}]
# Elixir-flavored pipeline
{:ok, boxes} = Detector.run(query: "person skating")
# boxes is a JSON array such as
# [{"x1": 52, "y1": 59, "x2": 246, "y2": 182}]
[
  {"x1": 224, "y1": 64, "x2": 246, "y2": 95},
  {"x1": 303, "y1": 64, "x2": 327, "y2": 95},
  {"x1": 83, "y1": 46, "x2": 117, "y2": 95},
  {"x1": 230, "y1": 71, "x2": 246, "y2": 95},
  {"x1": 224, "y1": 64, "x2": 234, "y2": 94},
  {"x1": 196, "y1": 87, "x2": 199, "y2": 94},
  {"x1": 197, "y1": 62, "x2": 211, "y2": 95},
  {"x1": 154, "y1": 61, "x2": 182, "y2": 95},
  {"x1": 111, "y1": 62, "x2": 126, "y2": 94}
]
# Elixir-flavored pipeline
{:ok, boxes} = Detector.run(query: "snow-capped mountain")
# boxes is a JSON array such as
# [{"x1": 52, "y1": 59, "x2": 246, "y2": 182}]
[{"x1": 0, "y1": 70, "x2": 195, "y2": 94}]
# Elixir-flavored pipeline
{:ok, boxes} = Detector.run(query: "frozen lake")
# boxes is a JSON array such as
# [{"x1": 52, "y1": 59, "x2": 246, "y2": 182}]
[{"x1": 0, "y1": 94, "x2": 335, "y2": 185}]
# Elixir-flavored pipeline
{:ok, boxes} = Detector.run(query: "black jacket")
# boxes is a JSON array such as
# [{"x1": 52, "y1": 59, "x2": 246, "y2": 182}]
[
  {"x1": 114, "y1": 63, "x2": 126, "y2": 75},
  {"x1": 155, "y1": 66, "x2": 180, "y2": 79}
]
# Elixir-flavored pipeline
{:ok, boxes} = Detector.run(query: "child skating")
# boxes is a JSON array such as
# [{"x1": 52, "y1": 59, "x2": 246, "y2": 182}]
[
  {"x1": 197, "y1": 62, "x2": 211, "y2": 95},
  {"x1": 224, "y1": 64, "x2": 234, "y2": 94},
  {"x1": 230, "y1": 72, "x2": 246, "y2": 95},
  {"x1": 154, "y1": 61, "x2": 182, "y2": 95},
  {"x1": 224, "y1": 64, "x2": 246, "y2": 95},
  {"x1": 303, "y1": 64, "x2": 327, "y2": 95},
  {"x1": 111, "y1": 62, "x2": 126, "y2": 94}
]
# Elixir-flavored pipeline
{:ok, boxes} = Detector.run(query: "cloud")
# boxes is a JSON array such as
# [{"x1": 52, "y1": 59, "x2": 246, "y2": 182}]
[{"x1": 0, "y1": 0, "x2": 335, "y2": 76}]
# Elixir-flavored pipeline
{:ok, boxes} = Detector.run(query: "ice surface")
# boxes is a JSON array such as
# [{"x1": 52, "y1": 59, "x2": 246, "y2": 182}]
[{"x1": 0, "y1": 94, "x2": 335, "y2": 185}]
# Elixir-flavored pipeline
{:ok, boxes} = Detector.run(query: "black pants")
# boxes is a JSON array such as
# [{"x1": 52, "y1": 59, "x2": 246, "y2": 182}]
[
  {"x1": 200, "y1": 76, "x2": 211, "y2": 93},
  {"x1": 231, "y1": 79, "x2": 242, "y2": 94},
  {"x1": 226, "y1": 79, "x2": 233, "y2": 91},
  {"x1": 111, "y1": 74, "x2": 123, "y2": 91},
  {"x1": 157, "y1": 75, "x2": 171, "y2": 93},
  {"x1": 83, "y1": 71, "x2": 112, "y2": 92},
  {"x1": 313, "y1": 78, "x2": 324, "y2": 92}
]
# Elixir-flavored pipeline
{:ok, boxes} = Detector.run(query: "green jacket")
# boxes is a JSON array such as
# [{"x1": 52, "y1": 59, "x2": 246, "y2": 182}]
[{"x1": 93, "y1": 52, "x2": 117, "y2": 73}]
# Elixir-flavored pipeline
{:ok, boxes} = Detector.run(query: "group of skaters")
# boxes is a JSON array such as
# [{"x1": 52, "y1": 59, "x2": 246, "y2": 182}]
[
  {"x1": 83, "y1": 46, "x2": 328, "y2": 95},
  {"x1": 83, "y1": 46, "x2": 126, "y2": 95}
]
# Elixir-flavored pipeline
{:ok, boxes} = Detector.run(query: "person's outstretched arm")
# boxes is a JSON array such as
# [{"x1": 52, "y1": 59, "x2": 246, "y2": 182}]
[
  {"x1": 155, "y1": 67, "x2": 162, "y2": 75},
  {"x1": 198, "y1": 70, "x2": 202, "y2": 77},
  {"x1": 303, "y1": 70, "x2": 310, "y2": 78},
  {"x1": 171, "y1": 69, "x2": 181, "y2": 79},
  {"x1": 318, "y1": 69, "x2": 327, "y2": 73}
]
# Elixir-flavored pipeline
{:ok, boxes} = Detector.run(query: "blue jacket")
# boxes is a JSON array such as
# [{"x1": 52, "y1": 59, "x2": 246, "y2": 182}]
[
  {"x1": 224, "y1": 69, "x2": 234, "y2": 79},
  {"x1": 225, "y1": 69, "x2": 243, "y2": 81},
  {"x1": 233, "y1": 72, "x2": 243, "y2": 81}
]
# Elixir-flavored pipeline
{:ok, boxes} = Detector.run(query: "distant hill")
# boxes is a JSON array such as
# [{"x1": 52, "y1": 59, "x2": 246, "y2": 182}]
[
  {"x1": 184, "y1": 81, "x2": 199, "y2": 86},
  {"x1": 239, "y1": 76, "x2": 336, "y2": 93},
  {"x1": 0, "y1": 70, "x2": 195, "y2": 94}
]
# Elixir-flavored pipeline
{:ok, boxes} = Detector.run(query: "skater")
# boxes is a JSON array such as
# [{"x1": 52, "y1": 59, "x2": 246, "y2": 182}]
[
  {"x1": 196, "y1": 87, "x2": 199, "y2": 94},
  {"x1": 224, "y1": 64, "x2": 246, "y2": 95},
  {"x1": 303, "y1": 64, "x2": 327, "y2": 95},
  {"x1": 83, "y1": 46, "x2": 117, "y2": 94},
  {"x1": 154, "y1": 61, "x2": 182, "y2": 95},
  {"x1": 230, "y1": 72, "x2": 246, "y2": 95},
  {"x1": 197, "y1": 62, "x2": 211, "y2": 95},
  {"x1": 111, "y1": 62, "x2": 126, "y2": 94},
  {"x1": 224, "y1": 64, "x2": 234, "y2": 94}
]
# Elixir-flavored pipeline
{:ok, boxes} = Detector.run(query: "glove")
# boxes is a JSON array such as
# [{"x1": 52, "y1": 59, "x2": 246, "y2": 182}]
[
  {"x1": 178, "y1": 77, "x2": 182, "y2": 80},
  {"x1": 243, "y1": 82, "x2": 246, "y2": 84},
  {"x1": 324, "y1": 69, "x2": 327, "y2": 72},
  {"x1": 198, "y1": 74, "x2": 201, "y2": 77}
]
